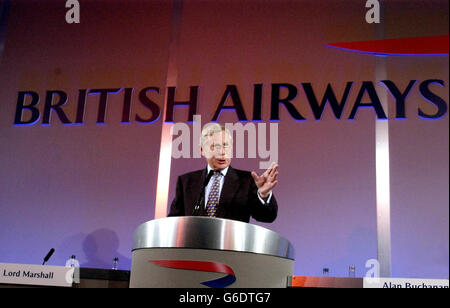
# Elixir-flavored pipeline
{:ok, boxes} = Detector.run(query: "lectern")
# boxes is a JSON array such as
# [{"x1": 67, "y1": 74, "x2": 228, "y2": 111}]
[{"x1": 130, "y1": 216, "x2": 295, "y2": 288}]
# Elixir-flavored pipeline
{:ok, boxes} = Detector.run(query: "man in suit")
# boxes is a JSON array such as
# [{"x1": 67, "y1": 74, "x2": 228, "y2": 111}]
[{"x1": 168, "y1": 123, "x2": 279, "y2": 223}]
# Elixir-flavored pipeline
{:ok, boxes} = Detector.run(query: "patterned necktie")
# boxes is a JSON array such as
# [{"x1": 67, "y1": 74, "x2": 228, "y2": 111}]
[{"x1": 206, "y1": 171, "x2": 221, "y2": 217}]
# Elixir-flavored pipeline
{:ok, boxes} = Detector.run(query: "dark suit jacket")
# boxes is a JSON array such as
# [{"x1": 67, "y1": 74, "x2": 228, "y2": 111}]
[{"x1": 167, "y1": 166, "x2": 278, "y2": 223}]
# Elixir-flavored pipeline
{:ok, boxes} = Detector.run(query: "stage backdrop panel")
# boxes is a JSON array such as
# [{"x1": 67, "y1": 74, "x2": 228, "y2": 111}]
[
  {"x1": 384, "y1": 1, "x2": 449, "y2": 278},
  {"x1": 0, "y1": 0, "x2": 172, "y2": 270}
]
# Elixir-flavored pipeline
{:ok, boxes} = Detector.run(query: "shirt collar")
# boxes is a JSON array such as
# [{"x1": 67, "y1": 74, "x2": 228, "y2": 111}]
[{"x1": 207, "y1": 165, "x2": 229, "y2": 177}]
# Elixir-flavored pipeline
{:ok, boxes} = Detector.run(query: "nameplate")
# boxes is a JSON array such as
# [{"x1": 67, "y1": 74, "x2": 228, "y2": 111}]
[
  {"x1": 0, "y1": 263, "x2": 75, "y2": 287},
  {"x1": 364, "y1": 277, "x2": 449, "y2": 288}
]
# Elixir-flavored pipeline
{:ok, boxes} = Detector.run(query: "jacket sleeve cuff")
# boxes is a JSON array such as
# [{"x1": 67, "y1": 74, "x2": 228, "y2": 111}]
[{"x1": 257, "y1": 190, "x2": 272, "y2": 205}]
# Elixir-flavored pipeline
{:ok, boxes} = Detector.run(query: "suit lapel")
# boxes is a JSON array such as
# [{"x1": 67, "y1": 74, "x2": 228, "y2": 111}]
[
  {"x1": 188, "y1": 168, "x2": 208, "y2": 215},
  {"x1": 217, "y1": 166, "x2": 240, "y2": 216}
]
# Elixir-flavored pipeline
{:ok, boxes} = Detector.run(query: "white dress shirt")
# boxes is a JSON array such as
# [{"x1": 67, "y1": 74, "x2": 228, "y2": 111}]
[{"x1": 204, "y1": 165, "x2": 272, "y2": 208}]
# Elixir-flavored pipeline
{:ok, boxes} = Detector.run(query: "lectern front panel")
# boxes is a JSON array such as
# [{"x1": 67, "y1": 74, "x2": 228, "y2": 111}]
[{"x1": 130, "y1": 217, "x2": 295, "y2": 288}]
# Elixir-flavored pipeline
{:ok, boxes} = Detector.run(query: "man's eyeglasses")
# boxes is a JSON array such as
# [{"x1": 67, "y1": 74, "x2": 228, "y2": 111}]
[{"x1": 210, "y1": 144, "x2": 231, "y2": 152}]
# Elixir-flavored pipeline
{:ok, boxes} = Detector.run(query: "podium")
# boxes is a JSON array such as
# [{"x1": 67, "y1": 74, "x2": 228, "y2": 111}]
[{"x1": 130, "y1": 216, "x2": 295, "y2": 288}]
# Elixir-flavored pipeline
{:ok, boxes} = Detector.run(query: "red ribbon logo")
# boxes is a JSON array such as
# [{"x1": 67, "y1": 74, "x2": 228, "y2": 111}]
[{"x1": 149, "y1": 260, "x2": 236, "y2": 288}]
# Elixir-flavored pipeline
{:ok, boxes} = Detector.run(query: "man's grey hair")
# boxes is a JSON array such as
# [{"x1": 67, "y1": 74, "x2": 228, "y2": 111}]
[{"x1": 200, "y1": 123, "x2": 233, "y2": 148}]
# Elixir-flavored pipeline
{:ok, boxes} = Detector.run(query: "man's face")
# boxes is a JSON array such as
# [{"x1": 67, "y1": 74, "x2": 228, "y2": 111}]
[{"x1": 201, "y1": 131, "x2": 232, "y2": 170}]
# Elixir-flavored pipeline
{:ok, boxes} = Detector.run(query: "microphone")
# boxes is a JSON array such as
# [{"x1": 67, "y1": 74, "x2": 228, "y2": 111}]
[
  {"x1": 192, "y1": 170, "x2": 214, "y2": 216},
  {"x1": 42, "y1": 248, "x2": 55, "y2": 265}
]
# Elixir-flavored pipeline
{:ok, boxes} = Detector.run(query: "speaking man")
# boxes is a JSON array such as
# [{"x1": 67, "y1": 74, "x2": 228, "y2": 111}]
[{"x1": 168, "y1": 124, "x2": 279, "y2": 223}]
